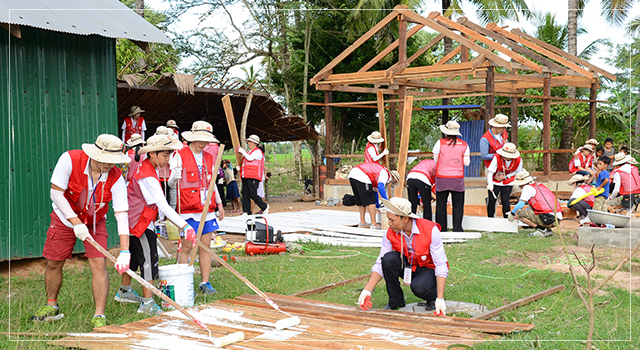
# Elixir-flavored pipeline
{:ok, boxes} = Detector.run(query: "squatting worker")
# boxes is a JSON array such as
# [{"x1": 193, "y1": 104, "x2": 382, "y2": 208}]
[
  {"x1": 32, "y1": 134, "x2": 131, "y2": 329},
  {"x1": 122, "y1": 105, "x2": 147, "y2": 143},
  {"x1": 607, "y1": 152, "x2": 640, "y2": 211},
  {"x1": 406, "y1": 159, "x2": 436, "y2": 220},
  {"x1": 348, "y1": 162, "x2": 400, "y2": 229},
  {"x1": 168, "y1": 121, "x2": 225, "y2": 294},
  {"x1": 508, "y1": 170, "x2": 562, "y2": 237},
  {"x1": 364, "y1": 131, "x2": 389, "y2": 164},
  {"x1": 358, "y1": 197, "x2": 448, "y2": 314},
  {"x1": 237, "y1": 134, "x2": 269, "y2": 215},
  {"x1": 486, "y1": 143, "x2": 522, "y2": 218},
  {"x1": 433, "y1": 121, "x2": 469, "y2": 232},
  {"x1": 480, "y1": 114, "x2": 510, "y2": 168},
  {"x1": 115, "y1": 133, "x2": 197, "y2": 315}
]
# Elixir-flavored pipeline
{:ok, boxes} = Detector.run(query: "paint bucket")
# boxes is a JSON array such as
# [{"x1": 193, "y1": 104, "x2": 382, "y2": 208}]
[{"x1": 158, "y1": 264, "x2": 194, "y2": 308}]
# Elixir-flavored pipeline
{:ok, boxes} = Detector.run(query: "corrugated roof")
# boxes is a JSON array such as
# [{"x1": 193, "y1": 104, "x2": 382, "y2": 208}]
[{"x1": 0, "y1": 0, "x2": 172, "y2": 44}]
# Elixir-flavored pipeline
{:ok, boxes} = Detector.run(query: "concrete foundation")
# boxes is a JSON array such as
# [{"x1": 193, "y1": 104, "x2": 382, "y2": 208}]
[{"x1": 578, "y1": 219, "x2": 640, "y2": 249}]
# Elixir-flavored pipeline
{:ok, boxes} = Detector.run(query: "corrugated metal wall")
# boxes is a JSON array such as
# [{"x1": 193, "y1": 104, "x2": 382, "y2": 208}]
[
  {"x1": 1, "y1": 26, "x2": 119, "y2": 261},
  {"x1": 459, "y1": 120, "x2": 483, "y2": 177}
]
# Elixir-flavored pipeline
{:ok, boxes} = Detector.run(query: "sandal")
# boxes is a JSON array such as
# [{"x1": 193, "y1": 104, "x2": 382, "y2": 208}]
[
  {"x1": 357, "y1": 223, "x2": 370, "y2": 228},
  {"x1": 370, "y1": 224, "x2": 382, "y2": 230}
]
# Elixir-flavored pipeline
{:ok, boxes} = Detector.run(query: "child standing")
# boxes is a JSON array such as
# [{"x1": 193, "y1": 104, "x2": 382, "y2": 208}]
[
  {"x1": 593, "y1": 156, "x2": 610, "y2": 211},
  {"x1": 603, "y1": 138, "x2": 616, "y2": 171}
]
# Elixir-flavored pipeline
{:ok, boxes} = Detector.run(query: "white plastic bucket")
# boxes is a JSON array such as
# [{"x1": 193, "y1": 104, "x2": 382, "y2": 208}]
[{"x1": 158, "y1": 264, "x2": 194, "y2": 309}]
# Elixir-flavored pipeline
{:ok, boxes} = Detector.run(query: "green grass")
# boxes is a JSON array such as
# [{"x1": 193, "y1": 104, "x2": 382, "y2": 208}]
[{"x1": 2, "y1": 235, "x2": 638, "y2": 349}]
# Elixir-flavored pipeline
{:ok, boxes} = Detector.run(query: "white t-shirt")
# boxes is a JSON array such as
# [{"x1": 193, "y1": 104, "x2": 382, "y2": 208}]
[
  {"x1": 432, "y1": 140, "x2": 471, "y2": 165},
  {"x1": 50, "y1": 152, "x2": 128, "y2": 228},
  {"x1": 347, "y1": 166, "x2": 389, "y2": 185},
  {"x1": 367, "y1": 145, "x2": 384, "y2": 162},
  {"x1": 138, "y1": 175, "x2": 188, "y2": 231},
  {"x1": 570, "y1": 186, "x2": 588, "y2": 201},
  {"x1": 519, "y1": 184, "x2": 563, "y2": 219},
  {"x1": 406, "y1": 172, "x2": 432, "y2": 186},
  {"x1": 168, "y1": 151, "x2": 221, "y2": 222}
]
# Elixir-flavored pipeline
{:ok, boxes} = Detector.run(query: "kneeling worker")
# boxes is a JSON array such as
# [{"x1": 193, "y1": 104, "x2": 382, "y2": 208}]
[
  {"x1": 358, "y1": 197, "x2": 448, "y2": 314},
  {"x1": 508, "y1": 170, "x2": 562, "y2": 237},
  {"x1": 115, "y1": 133, "x2": 197, "y2": 315}
]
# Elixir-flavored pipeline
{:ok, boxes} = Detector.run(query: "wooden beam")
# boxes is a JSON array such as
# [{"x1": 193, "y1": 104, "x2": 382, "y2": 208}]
[
  {"x1": 0, "y1": 23, "x2": 21, "y2": 38},
  {"x1": 311, "y1": 10, "x2": 400, "y2": 84},
  {"x1": 315, "y1": 84, "x2": 396, "y2": 95},
  {"x1": 472, "y1": 285, "x2": 565, "y2": 320},
  {"x1": 386, "y1": 34, "x2": 445, "y2": 78},
  {"x1": 485, "y1": 66, "x2": 495, "y2": 129},
  {"x1": 289, "y1": 274, "x2": 372, "y2": 297},
  {"x1": 377, "y1": 91, "x2": 389, "y2": 168},
  {"x1": 360, "y1": 25, "x2": 425, "y2": 73},
  {"x1": 395, "y1": 95, "x2": 413, "y2": 197},
  {"x1": 495, "y1": 100, "x2": 604, "y2": 108},
  {"x1": 389, "y1": 102, "x2": 397, "y2": 166},
  {"x1": 222, "y1": 95, "x2": 243, "y2": 167},
  {"x1": 434, "y1": 45, "x2": 462, "y2": 66},
  {"x1": 543, "y1": 75, "x2": 551, "y2": 176},
  {"x1": 590, "y1": 81, "x2": 598, "y2": 138},
  {"x1": 510, "y1": 68, "x2": 518, "y2": 144},
  {"x1": 325, "y1": 91, "x2": 335, "y2": 181}
]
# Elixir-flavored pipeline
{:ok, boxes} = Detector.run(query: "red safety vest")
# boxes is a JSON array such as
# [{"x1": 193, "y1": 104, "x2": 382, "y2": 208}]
[
  {"x1": 481, "y1": 129, "x2": 508, "y2": 167},
  {"x1": 126, "y1": 149, "x2": 146, "y2": 183},
  {"x1": 619, "y1": 165, "x2": 640, "y2": 195},
  {"x1": 355, "y1": 162, "x2": 389, "y2": 187},
  {"x1": 528, "y1": 183, "x2": 562, "y2": 215},
  {"x1": 386, "y1": 219, "x2": 446, "y2": 272},
  {"x1": 409, "y1": 159, "x2": 436, "y2": 185},
  {"x1": 241, "y1": 148, "x2": 265, "y2": 180},
  {"x1": 435, "y1": 138, "x2": 467, "y2": 179},
  {"x1": 177, "y1": 147, "x2": 217, "y2": 214},
  {"x1": 127, "y1": 159, "x2": 159, "y2": 238},
  {"x1": 493, "y1": 155, "x2": 521, "y2": 185},
  {"x1": 577, "y1": 184, "x2": 595, "y2": 207},
  {"x1": 569, "y1": 153, "x2": 593, "y2": 173},
  {"x1": 123, "y1": 116, "x2": 144, "y2": 143},
  {"x1": 62, "y1": 150, "x2": 121, "y2": 225},
  {"x1": 364, "y1": 143, "x2": 380, "y2": 164}
]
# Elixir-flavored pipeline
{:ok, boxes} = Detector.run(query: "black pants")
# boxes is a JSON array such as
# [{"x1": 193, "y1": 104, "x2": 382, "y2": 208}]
[
  {"x1": 381, "y1": 251, "x2": 437, "y2": 309},
  {"x1": 407, "y1": 178, "x2": 432, "y2": 220},
  {"x1": 242, "y1": 178, "x2": 267, "y2": 214},
  {"x1": 129, "y1": 229, "x2": 159, "y2": 281},
  {"x1": 435, "y1": 190, "x2": 464, "y2": 232},
  {"x1": 217, "y1": 183, "x2": 227, "y2": 207},
  {"x1": 487, "y1": 185, "x2": 513, "y2": 218},
  {"x1": 568, "y1": 199, "x2": 592, "y2": 217}
]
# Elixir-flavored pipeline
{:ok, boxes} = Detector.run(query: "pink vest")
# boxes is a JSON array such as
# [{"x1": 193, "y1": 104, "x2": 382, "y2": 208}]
[
  {"x1": 435, "y1": 138, "x2": 467, "y2": 179},
  {"x1": 569, "y1": 153, "x2": 592, "y2": 173},
  {"x1": 494, "y1": 155, "x2": 521, "y2": 185},
  {"x1": 528, "y1": 183, "x2": 562, "y2": 214},
  {"x1": 578, "y1": 184, "x2": 595, "y2": 207},
  {"x1": 364, "y1": 143, "x2": 380, "y2": 164},
  {"x1": 126, "y1": 149, "x2": 146, "y2": 183},
  {"x1": 481, "y1": 129, "x2": 507, "y2": 167},
  {"x1": 619, "y1": 165, "x2": 640, "y2": 195},
  {"x1": 177, "y1": 147, "x2": 217, "y2": 214},
  {"x1": 124, "y1": 116, "x2": 144, "y2": 143},
  {"x1": 355, "y1": 162, "x2": 389, "y2": 187},
  {"x1": 127, "y1": 159, "x2": 159, "y2": 238},
  {"x1": 241, "y1": 148, "x2": 265, "y2": 180},
  {"x1": 409, "y1": 159, "x2": 436, "y2": 185}
]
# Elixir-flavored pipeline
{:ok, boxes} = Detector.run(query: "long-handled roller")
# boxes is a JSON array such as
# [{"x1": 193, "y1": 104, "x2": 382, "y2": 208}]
[{"x1": 570, "y1": 187, "x2": 604, "y2": 206}]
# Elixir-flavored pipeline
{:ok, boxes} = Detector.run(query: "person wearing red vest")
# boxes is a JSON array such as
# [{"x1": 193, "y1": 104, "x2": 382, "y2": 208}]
[
  {"x1": 124, "y1": 133, "x2": 146, "y2": 183},
  {"x1": 168, "y1": 121, "x2": 225, "y2": 294},
  {"x1": 116, "y1": 134, "x2": 196, "y2": 315},
  {"x1": 607, "y1": 152, "x2": 640, "y2": 211},
  {"x1": 508, "y1": 170, "x2": 563, "y2": 237},
  {"x1": 154, "y1": 126, "x2": 181, "y2": 207},
  {"x1": 121, "y1": 105, "x2": 147, "y2": 143},
  {"x1": 237, "y1": 134, "x2": 269, "y2": 215},
  {"x1": 567, "y1": 174, "x2": 595, "y2": 225},
  {"x1": 348, "y1": 162, "x2": 400, "y2": 229},
  {"x1": 433, "y1": 121, "x2": 470, "y2": 232},
  {"x1": 33, "y1": 134, "x2": 131, "y2": 329},
  {"x1": 358, "y1": 198, "x2": 449, "y2": 314},
  {"x1": 364, "y1": 131, "x2": 388, "y2": 164},
  {"x1": 407, "y1": 159, "x2": 436, "y2": 220},
  {"x1": 480, "y1": 114, "x2": 510, "y2": 168},
  {"x1": 569, "y1": 144, "x2": 596, "y2": 183},
  {"x1": 486, "y1": 143, "x2": 522, "y2": 218}
]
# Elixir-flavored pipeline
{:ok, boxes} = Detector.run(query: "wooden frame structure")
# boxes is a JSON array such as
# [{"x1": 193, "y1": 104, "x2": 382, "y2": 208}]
[{"x1": 311, "y1": 6, "x2": 614, "y2": 184}]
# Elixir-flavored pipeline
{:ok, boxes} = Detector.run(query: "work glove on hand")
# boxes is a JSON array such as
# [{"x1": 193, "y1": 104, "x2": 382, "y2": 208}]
[
  {"x1": 236, "y1": 145, "x2": 244, "y2": 154},
  {"x1": 115, "y1": 251, "x2": 130, "y2": 274},
  {"x1": 487, "y1": 183, "x2": 494, "y2": 192},
  {"x1": 170, "y1": 167, "x2": 182, "y2": 182},
  {"x1": 434, "y1": 298, "x2": 446, "y2": 316},
  {"x1": 73, "y1": 224, "x2": 90, "y2": 241},
  {"x1": 380, "y1": 148, "x2": 389, "y2": 156},
  {"x1": 358, "y1": 290, "x2": 372, "y2": 311},
  {"x1": 507, "y1": 212, "x2": 515, "y2": 222},
  {"x1": 183, "y1": 224, "x2": 196, "y2": 242}
]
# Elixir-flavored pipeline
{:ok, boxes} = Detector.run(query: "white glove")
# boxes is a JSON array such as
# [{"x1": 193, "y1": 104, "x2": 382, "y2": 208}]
[
  {"x1": 507, "y1": 212, "x2": 515, "y2": 222},
  {"x1": 73, "y1": 224, "x2": 90, "y2": 241},
  {"x1": 380, "y1": 148, "x2": 389, "y2": 156},
  {"x1": 170, "y1": 167, "x2": 182, "y2": 182},
  {"x1": 358, "y1": 289, "x2": 372, "y2": 311},
  {"x1": 487, "y1": 183, "x2": 494, "y2": 192},
  {"x1": 434, "y1": 298, "x2": 446, "y2": 316},
  {"x1": 115, "y1": 251, "x2": 131, "y2": 274}
]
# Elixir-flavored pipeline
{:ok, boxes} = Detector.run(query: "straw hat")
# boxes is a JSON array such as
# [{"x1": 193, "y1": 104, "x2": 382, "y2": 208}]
[
  {"x1": 246, "y1": 134, "x2": 260, "y2": 144},
  {"x1": 367, "y1": 131, "x2": 384, "y2": 144},
  {"x1": 586, "y1": 138, "x2": 599, "y2": 146},
  {"x1": 389, "y1": 170, "x2": 401, "y2": 187},
  {"x1": 166, "y1": 120, "x2": 179, "y2": 129},
  {"x1": 581, "y1": 144, "x2": 595, "y2": 153},
  {"x1": 128, "y1": 105, "x2": 145, "y2": 116},
  {"x1": 488, "y1": 113, "x2": 511, "y2": 128},
  {"x1": 439, "y1": 121, "x2": 462, "y2": 136},
  {"x1": 612, "y1": 152, "x2": 632, "y2": 166},
  {"x1": 568, "y1": 174, "x2": 589, "y2": 185},
  {"x1": 126, "y1": 133, "x2": 145, "y2": 147},
  {"x1": 511, "y1": 170, "x2": 535, "y2": 186},
  {"x1": 82, "y1": 134, "x2": 131, "y2": 164},
  {"x1": 182, "y1": 121, "x2": 218, "y2": 143},
  {"x1": 380, "y1": 197, "x2": 420, "y2": 219},
  {"x1": 138, "y1": 134, "x2": 183, "y2": 154},
  {"x1": 496, "y1": 142, "x2": 520, "y2": 159}
]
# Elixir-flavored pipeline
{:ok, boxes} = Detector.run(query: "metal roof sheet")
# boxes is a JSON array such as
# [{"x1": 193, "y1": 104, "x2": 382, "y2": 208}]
[{"x1": 0, "y1": 0, "x2": 172, "y2": 44}]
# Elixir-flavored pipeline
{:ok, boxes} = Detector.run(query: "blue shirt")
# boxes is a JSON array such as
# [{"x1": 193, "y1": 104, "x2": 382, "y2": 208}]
[{"x1": 596, "y1": 170, "x2": 610, "y2": 198}]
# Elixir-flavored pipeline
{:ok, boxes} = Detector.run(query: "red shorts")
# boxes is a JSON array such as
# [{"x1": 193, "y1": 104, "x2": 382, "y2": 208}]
[{"x1": 43, "y1": 212, "x2": 109, "y2": 261}]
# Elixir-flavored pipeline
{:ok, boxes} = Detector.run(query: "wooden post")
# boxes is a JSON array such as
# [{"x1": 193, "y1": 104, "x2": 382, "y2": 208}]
[
  {"x1": 485, "y1": 66, "x2": 495, "y2": 131},
  {"x1": 240, "y1": 91, "x2": 254, "y2": 145},
  {"x1": 510, "y1": 69, "x2": 518, "y2": 144},
  {"x1": 394, "y1": 95, "x2": 414, "y2": 197},
  {"x1": 222, "y1": 95, "x2": 243, "y2": 167},
  {"x1": 396, "y1": 15, "x2": 407, "y2": 172},
  {"x1": 472, "y1": 285, "x2": 565, "y2": 320},
  {"x1": 543, "y1": 75, "x2": 551, "y2": 176},
  {"x1": 589, "y1": 81, "x2": 598, "y2": 139},
  {"x1": 376, "y1": 91, "x2": 389, "y2": 168},
  {"x1": 324, "y1": 91, "x2": 335, "y2": 179},
  {"x1": 460, "y1": 34, "x2": 468, "y2": 80},
  {"x1": 389, "y1": 102, "x2": 397, "y2": 169},
  {"x1": 442, "y1": 98, "x2": 450, "y2": 124}
]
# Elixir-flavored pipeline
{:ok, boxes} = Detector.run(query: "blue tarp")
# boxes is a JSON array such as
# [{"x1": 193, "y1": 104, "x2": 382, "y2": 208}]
[{"x1": 420, "y1": 104, "x2": 482, "y2": 110}]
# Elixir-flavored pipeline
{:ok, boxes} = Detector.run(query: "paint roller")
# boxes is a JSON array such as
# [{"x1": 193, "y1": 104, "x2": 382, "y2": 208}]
[{"x1": 570, "y1": 187, "x2": 604, "y2": 206}]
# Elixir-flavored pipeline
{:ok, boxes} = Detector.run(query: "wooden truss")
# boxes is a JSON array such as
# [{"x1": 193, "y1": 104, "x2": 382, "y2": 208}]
[{"x1": 311, "y1": 6, "x2": 614, "y2": 180}]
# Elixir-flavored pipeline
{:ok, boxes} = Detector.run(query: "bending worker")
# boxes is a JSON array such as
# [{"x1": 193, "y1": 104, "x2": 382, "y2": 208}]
[
  {"x1": 364, "y1": 131, "x2": 388, "y2": 164},
  {"x1": 508, "y1": 170, "x2": 562, "y2": 237},
  {"x1": 32, "y1": 134, "x2": 131, "y2": 329},
  {"x1": 406, "y1": 158, "x2": 436, "y2": 220},
  {"x1": 348, "y1": 162, "x2": 400, "y2": 229},
  {"x1": 358, "y1": 197, "x2": 448, "y2": 314},
  {"x1": 607, "y1": 152, "x2": 640, "y2": 211}
]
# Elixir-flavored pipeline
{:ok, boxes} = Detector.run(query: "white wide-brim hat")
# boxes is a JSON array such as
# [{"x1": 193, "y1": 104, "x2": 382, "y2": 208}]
[
  {"x1": 488, "y1": 113, "x2": 511, "y2": 128},
  {"x1": 568, "y1": 174, "x2": 589, "y2": 185},
  {"x1": 82, "y1": 134, "x2": 131, "y2": 164},
  {"x1": 380, "y1": 197, "x2": 421, "y2": 219},
  {"x1": 612, "y1": 152, "x2": 632, "y2": 166},
  {"x1": 367, "y1": 131, "x2": 384, "y2": 144},
  {"x1": 138, "y1": 134, "x2": 183, "y2": 154},
  {"x1": 128, "y1": 105, "x2": 145, "y2": 116},
  {"x1": 182, "y1": 121, "x2": 218, "y2": 143},
  {"x1": 586, "y1": 138, "x2": 599, "y2": 146},
  {"x1": 246, "y1": 134, "x2": 260, "y2": 144},
  {"x1": 389, "y1": 170, "x2": 401, "y2": 188},
  {"x1": 496, "y1": 142, "x2": 520, "y2": 159},
  {"x1": 582, "y1": 144, "x2": 595, "y2": 153},
  {"x1": 439, "y1": 121, "x2": 462, "y2": 136},
  {"x1": 511, "y1": 170, "x2": 535, "y2": 186},
  {"x1": 126, "y1": 133, "x2": 145, "y2": 147},
  {"x1": 166, "y1": 120, "x2": 179, "y2": 129}
]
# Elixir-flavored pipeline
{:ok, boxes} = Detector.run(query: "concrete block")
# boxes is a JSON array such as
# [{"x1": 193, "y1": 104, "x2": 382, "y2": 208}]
[{"x1": 578, "y1": 219, "x2": 640, "y2": 249}]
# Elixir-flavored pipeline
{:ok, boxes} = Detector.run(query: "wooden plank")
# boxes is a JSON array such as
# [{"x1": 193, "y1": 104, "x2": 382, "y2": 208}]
[
  {"x1": 394, "y1": 95, "x2": 413, "y2": 197},
  {"x1": 377, "y1": 91, "x2": 389, "y2": 168},
  {"x1": 315, "y1": 84, "x2": 397, "y2": 95},
  {"x1": 386, "y1": 34, "x2": 445, "y2": 77},
  {"x1": 360, "y1": 24, "x2": 425, "y2": 73},
  {"x1": 291, "y1": 273, "x2": 372, "y2": 297},
  {"x1": 325, "y1": 91, "x2": 334, "y2": 181},
  {"x1": 472, "y1": 285, "x2": 565, "y2": 320},
  {"x1": 434, "y1": 44, "x2": 462, "y2": 66},
  {"x1": 542, "y1": 75, "x2": 551, "y2": 176},
  {"x1": 589, "y1": 81, "x2": 598, "y2": 138},
  {"x1": 485, "y1": 66, "x2": 495, "y2": 129},
  {"x1": 222, "y1": 95, "x2": 243, "y2": 167},
  {"x1": 510, "y1": 69, "x2": 518, "y2": 144}
]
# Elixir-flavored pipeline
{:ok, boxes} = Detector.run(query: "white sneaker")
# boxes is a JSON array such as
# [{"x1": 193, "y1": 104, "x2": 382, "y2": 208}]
[
  {"x1": 263, "y1": 204, "x2": 270, "y2": 214},
  {"x1": 579, "y1": 217, "x2": 591, "y2": 224}
]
